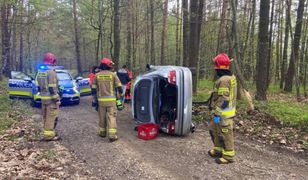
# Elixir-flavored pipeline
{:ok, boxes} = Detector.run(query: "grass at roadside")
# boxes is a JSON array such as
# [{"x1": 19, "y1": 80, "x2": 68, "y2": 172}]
[
  {"x1": 0, "y1": 79, "x2": 30, "y2": 134},
  {"x1": 261, "y1": 101, "x2": 308, "y2": 132}
]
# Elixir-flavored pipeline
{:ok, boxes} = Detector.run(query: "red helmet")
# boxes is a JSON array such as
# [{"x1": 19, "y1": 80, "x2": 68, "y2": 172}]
[
  {"x1": 213, "y1": 53, "x2": 231, "y2": 70},
  {"x1": 100, "y1": 58, "x2": 114, "y2": 68},
  {"x1": 43, "y1": 52, "x2": 57, "y2": 65}
]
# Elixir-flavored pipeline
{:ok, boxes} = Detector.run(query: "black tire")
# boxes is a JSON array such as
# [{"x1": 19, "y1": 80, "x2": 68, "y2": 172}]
[
  {"x1": 31, "y1": 100, "x2": 41, "y2": 108},
  {"x1": 74, "y1": 100, "x2": 80, "y2": 105}
]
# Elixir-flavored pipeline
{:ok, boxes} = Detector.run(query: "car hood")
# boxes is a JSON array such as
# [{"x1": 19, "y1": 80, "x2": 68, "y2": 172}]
[{"x1": 58, "y1": 80, "x2": 75, "y2": 88}]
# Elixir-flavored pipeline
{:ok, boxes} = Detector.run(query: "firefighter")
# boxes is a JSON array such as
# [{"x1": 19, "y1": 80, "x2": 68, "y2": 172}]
[
  {"x1": 37, "y1": 52, "x2": 61, "y2": 141},
  {"x1": 208, "y1": 53, "x2": 237, "y2": 164},
  {"x1": 92, "y1": 58, "x2": 124, "y2": 142}
]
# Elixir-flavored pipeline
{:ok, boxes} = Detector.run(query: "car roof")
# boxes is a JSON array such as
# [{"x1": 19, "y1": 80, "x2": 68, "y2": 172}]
[{"x1": 55, "y1": 69, "x2": 69, "y2": 73}]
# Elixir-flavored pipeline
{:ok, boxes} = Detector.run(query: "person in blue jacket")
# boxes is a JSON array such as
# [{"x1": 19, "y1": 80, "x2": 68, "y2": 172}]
[{"x1": 117, "y1": 65, "x2": 131, "y2": 103}]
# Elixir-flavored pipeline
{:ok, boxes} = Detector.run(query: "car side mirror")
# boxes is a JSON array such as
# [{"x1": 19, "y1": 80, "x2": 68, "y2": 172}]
[
  {"x1": 76, "y1": 77, "x2": 83, "y2": 82},
  {"x1": 23, "y1": 77, "x2": 32, "y2": 82}
]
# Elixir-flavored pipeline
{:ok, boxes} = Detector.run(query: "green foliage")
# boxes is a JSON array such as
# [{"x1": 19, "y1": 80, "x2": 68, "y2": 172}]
[
  {"x1": 0, "y1": 80, "x2": 30, "y2": 134},
  {"x1": 193, "y1": 79, "x2": 213, "y2": 101},
  {"x1": 263, "y1": 101, "x2": 308, "y2": 131}
]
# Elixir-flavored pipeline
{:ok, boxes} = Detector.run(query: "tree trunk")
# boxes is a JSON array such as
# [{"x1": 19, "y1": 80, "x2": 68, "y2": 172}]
[
  {"x1": 11, "y1": 5, "x2": 17, "y2": 71},
  {"x1": 255, "y1": 0, "x2": 270, "y2": 101},
  {"x1": 160, "y1": 0, "x2": 168, "y2": 65},
  {"x1": 1, "y1": 2, "x2": 11, "y2": 77},
  {"x1": 284, "y1": 0, "x2": 305, "y2": 92},
  {"x1": 280, "y1": 0, "x2": 291, "y2": 89},
  {"x1": 126, "y1": 0, "x2": 132, "y2": 68},
  {"x1": 72, "y1": 0, "x2": 82, "y2": 73},
  {"x1": 230, "y1": 0, "x2": 255, "y2": 111},
  {"x1": 113, "y1": 0, "x2": 120, "y2": 69},
  {"x1": 216, "y1": 0, "x2": 229, "y2": 54},
  {"x1": 267, "y1": 0, "x2": 275, "y2": 87},
  {"x1": 189, "y1": 0, "x2": 201, "y2": 94},
  {"x1": 182, "y1": 0, "x2": 189, "y2": 66},
  {"x1": 150, "y1": 0, "x2": 155, "y2": 65},
  {"x1": 247, "y1": 0, "x2": 256, "y2": 81},
  {"x1": 175, "y1": 0, "x2": 180, "y2": 65},
  {"x1": 275, "y1": 0, "x2": 282, "y2": 82},
  {"x1": 18, "y1": 0, "x2": 24, "y2": 72}
]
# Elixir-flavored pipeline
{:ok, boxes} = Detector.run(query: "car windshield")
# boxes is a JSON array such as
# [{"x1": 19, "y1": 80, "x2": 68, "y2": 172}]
[{"x1": 57, "y1": 72, "x2": 72, "y2": 81}]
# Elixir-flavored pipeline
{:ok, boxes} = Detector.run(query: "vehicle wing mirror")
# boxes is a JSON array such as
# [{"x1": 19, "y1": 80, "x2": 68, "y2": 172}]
[{"x1": 23, "y1": 77, "x2": 32, "y2": 82}]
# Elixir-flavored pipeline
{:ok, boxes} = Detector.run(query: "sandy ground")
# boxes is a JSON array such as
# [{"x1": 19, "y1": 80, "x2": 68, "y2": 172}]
[{"x1": 55, "y1": 96, "x2": 308, "y2": 180}]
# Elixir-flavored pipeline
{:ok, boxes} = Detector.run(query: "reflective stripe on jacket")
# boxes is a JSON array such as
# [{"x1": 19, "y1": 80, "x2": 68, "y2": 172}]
[
  {"x1": 92, "y1": 70, "x2": 122, "y2": 107},
  {"x1": 212, "y1": 75, "x2": 237, "y2": 118}
]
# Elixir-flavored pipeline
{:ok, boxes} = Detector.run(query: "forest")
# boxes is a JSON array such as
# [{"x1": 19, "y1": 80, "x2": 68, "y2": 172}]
[
  {"x1": 0, "y1": 0, "x2": 308, "y2": 178},
  {"x1": 1, "y1": 0, "x2": 308, "y2": 100}
]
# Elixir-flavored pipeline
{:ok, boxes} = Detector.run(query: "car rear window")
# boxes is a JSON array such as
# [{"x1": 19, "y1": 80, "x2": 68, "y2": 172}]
[{"x1": 57, "y1": 72, "x2": 72, "y2": 80}]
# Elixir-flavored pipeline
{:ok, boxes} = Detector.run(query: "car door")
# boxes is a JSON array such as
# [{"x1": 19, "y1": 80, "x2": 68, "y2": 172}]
[
  {"x1": 8, "y1": 71, "x2": 34, "y2": 99},
  {"x1": 75, "y1": 71, "x2": 91, "y2": 96}
]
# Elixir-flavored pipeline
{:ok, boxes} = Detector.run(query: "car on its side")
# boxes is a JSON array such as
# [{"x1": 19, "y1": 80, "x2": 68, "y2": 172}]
[{"x1": 132, "y1": 65, "x2": 194, "y2": 136}]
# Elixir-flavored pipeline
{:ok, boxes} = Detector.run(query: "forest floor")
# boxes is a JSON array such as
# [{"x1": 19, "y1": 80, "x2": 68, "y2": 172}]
[{"x1": 1, "y1": 96, "x2": 307, "y2": 179}]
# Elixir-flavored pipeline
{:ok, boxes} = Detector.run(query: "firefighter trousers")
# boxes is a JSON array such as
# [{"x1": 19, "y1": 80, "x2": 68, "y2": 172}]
[
  {"x1": 42, "y1": 101, "x2": 59, "y2": 139},
  {"x1": 98, "y1": 105, "x2": 117, "y2": 139},
  {"x1": 209, "y1": 117, "x2": 235, "y2": 161}
]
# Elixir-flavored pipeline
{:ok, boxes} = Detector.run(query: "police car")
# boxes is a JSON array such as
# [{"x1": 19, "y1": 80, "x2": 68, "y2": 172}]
[{"x1": 8, "y1": 65, "x2": 91, "y2": 106}]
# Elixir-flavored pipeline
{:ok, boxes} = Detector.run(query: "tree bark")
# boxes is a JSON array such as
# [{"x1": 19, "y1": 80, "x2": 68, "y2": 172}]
[
  {"x1": 280, "y1": 0, "x2": 291, "y2": 89},
  {"x1": 175, "y1": 0, "x2": 180, "y2": 65},
  {"x1": 126, "y1": 0, "x2": 132, "y2": 68},
  {"x1": 230, "y1": 0, "x2": 255, "y2": 111},
  {"x1": 72, "y1": 0, "x2": 82, "y2": 73},
  {"x1": 160, "y1": 0, "x2": 168, "y2": 65},
  {"x1": 216, "y1": 0, "x2": 229, "y2": 54},
  {"x1": 255, "y1": 0, "x2": 270, "y2": 101},
  {"x1": 182, "y1": 0, "x2": 189, "y2": 66},
  {"x1": 113, "y1": 0, "x2": 120, "y2": 69},
  {"x1": 284, "y1": 0, "x2": 305, "y2": 92},
  {"x1": 267, "y1": 0, "x2": 275, "y2": 87},
  {"x1": 188, "y1": 0, "x2": 201, "y2": 94},
  {"x1": 18, "y1": 0, "x2": 24, "y2": 72},
  {"x1": 150, "y1": 0, "x2": 155, "y2": 65},
  {"x1": 1, "y1": 2, "x2": 11, "y2": 77}
]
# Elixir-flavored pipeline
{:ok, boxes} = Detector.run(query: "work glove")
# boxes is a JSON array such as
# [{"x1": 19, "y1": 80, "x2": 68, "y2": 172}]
[
  {"x1": 213, "y1": 115, "x2": 221, "y2": 124},
  {"x1": 92, "y1": 100, "x2": 98, "y2": 111},
  {"x1": 116, "y1": 100, "x2": 124, "y2": 111},
  {"x1": 92, "y1": 100, "x2": 98, "y2": 107}
]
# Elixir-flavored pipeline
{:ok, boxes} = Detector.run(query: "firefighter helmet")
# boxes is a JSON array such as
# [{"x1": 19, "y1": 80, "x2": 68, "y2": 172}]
[
  {"x1": 213, "y1": 53, "x2": 231, "y2": 70},
  {"x1": 100, "y1": 58, "x2": 114, "y2": 68},
  {"x1": 43, "y1": 52, "x2": 57, "y2": 65}
]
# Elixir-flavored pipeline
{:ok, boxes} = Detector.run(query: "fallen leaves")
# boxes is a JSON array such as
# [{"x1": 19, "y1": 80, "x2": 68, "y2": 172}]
[
  {"x1": 192, "y1": 105, "x2": 308, "y2": 154},
  {"x1": 0, "y1": 115, "x2": 94, "y2": 179}
]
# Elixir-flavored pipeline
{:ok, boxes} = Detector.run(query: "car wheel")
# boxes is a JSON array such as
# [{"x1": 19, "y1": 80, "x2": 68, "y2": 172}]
[
  {"x1": 31, "y1": 100, "x2": 41, "y2": 108},
  {"x1": 74, "y1": 100, "x2": 80, "y2": 105}
]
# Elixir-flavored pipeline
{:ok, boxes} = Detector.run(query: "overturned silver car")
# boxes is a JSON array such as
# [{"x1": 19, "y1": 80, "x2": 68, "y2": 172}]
[{"x1": 132, "y1": 65, "x2": 194, "y2": 136}]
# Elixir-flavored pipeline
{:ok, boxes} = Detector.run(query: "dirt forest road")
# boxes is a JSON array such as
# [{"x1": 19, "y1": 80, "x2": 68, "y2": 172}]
[{"x1": 56, "y1": 96, "x2": 308, "y2": 180}]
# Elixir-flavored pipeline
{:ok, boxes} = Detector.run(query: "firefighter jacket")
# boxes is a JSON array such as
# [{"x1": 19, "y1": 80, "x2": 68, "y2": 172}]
[
  {"x1": 211, "y1": 75, "x2": 237, "y2": 119},
  {"x1": 36, "y1": 68, "x2": 60, "y2": 104},
  {"x1": 92, "y1": 70, "x2": 122, "y2": 107}
]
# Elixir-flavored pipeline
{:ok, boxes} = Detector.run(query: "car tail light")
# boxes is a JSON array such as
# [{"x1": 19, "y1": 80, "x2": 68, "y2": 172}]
[
  {"x1": 167, "y1": 122, "x2": 175, "y2": 134},
  {"x1": 168, "y1": 70, "x2": 176, "y2": 85}
]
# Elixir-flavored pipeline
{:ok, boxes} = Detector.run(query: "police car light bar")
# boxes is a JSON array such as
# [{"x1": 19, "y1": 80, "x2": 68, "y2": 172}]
[{"x1": 37, "y1": 65, "x2": 64, "y2": 70}]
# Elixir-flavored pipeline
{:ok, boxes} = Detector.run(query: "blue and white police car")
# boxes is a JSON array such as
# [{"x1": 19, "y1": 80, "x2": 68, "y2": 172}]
[{"x1": 8, "y1": 65, "x2": 91, "y2": 106}]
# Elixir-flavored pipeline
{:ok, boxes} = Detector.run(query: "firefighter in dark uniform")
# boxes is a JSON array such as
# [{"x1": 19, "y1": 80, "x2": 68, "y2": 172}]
[
  {"x1": 37, "y1": 52, "x2": 61, "y2": 141},
  {"x1": 92, "y1": 58, "x2": 123, "y2": 142},
  {"x1": 208, "y1": 53, "x2": 237, "y2": 164}
]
